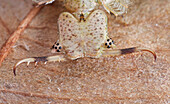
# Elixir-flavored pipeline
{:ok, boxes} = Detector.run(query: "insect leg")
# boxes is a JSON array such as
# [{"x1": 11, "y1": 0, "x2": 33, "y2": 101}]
[{"x1": 102, "y1": 47, "x2": 156, "y2": 61}]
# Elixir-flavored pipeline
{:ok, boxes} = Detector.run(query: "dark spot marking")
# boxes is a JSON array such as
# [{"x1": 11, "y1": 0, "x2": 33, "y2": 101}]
[
  {"x1": 72, "y1": 34, "x2": 77, "y2": 37},
  {"x1": 57, "y1": 50, "x2": 60, "y2": 52},
  {"x1": 112, "y1": 40, "x2": 114, "y2": 44},
  {"x1": 107, "y1": 46, "x2": 111, "y2": 48}
]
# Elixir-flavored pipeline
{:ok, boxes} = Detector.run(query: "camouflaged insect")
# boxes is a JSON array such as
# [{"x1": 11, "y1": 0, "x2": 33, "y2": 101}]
[
  {"x1": 32, "y1": 0, "x2": 131, "y2": 17},
  {"x1": 13, "y1": 10, "x2": 156, "y2": 75}
]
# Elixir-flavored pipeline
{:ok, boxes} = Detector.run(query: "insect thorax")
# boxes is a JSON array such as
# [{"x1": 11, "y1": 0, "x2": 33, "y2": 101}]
[{"x1": 58, "y1": 10, "x2": 108, "y2": 59}]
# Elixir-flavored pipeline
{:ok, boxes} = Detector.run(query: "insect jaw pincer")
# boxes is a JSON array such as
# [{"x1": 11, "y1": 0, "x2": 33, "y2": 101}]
[
  {"x1": 13, "y1": 55, "x2": 66, "y2": 76},
  {"x1": 137, "y1": 48, "x2": 157, "y2": 62},
  {"x1": 120, "y1": 47, "x2": 157, "y2": 61},
  {"x1": 13, "y1": 57, "x2": 48, "y2": 76}
]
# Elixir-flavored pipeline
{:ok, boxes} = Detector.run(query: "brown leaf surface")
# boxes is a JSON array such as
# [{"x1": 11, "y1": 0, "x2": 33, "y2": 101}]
[{"x1": 0, "y1": 0, "x2": 169, "y2": 103}]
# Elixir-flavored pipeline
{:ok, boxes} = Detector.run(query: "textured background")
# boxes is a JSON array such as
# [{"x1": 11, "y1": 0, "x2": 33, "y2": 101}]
[{"x1": 0, "y1": 0, "x2": 169, "y2": 103}]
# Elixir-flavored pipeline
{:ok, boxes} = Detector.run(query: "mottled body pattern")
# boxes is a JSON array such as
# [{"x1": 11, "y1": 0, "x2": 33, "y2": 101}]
[{"x1": 58, "y1": 10, "x2": 107, "y2": 59}]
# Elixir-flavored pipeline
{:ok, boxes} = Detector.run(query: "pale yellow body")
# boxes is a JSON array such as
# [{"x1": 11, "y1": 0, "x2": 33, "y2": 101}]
[{"x1": 58, "y1": 10, "x2": 108, "y2": 59}]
